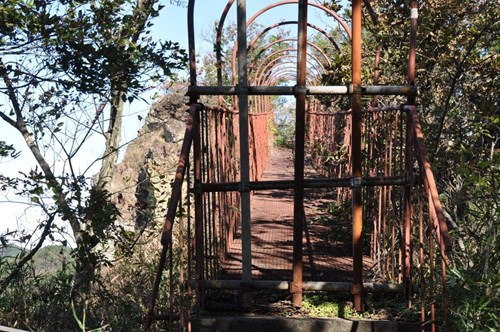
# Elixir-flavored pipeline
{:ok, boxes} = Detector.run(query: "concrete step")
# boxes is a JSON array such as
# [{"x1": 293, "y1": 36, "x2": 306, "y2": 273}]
[{"x1": 191, "y1": 316, "x2": 421, "y2": 332}]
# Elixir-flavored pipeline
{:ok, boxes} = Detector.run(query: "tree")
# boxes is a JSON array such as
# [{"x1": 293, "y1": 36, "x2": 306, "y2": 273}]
[{"x1": 0, "y1": 0, "x2": 186, "y2": 322}]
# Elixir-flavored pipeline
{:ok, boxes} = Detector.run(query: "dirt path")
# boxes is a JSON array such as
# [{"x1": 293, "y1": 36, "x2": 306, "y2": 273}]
[{"x1": 219, "y1": 147, "x2": 372, "y2": 281}]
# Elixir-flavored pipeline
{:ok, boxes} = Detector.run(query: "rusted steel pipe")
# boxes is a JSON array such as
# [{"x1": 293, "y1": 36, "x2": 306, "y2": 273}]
[
  {"x1": 403, "y1": 112, "x2": 413, "y2": 302},
  {"x1": 418, "y1": 194, "x2": 426, "y2": 327},
  {"x1": 188, "y1": 280, "x2": 413, "y2": 293},
  {"x1": 193, "y1": 105, "x2": 204, "y2": 307},
  {"x1": 197, "y1": 176, "x2": 408, "y2": 192},
  {"x1": 216, "y1": 0, "x2": 235, "y2": 86},
  {"x1": 403, "y1": 0, "x2": 418, "y2": 305},
  {"x1": 187, "y1": 85, "x2": 416, "y2": 96},
  {"x1": 145, "y1": 1, "x2": 199, "y2": 329},
  {"x1": 292, "y1": 0, "x2": 308, "y2": 308},
  {"x1": 263, "y1": 71, "x2": 298, "y2": 85},
  {"x1": 236, "y1": 0, "x2": 252, "y2": 286},
  {"x1": 245, "y1": 1, "x2": 352, "y2": 40},
  {"x1": 148, "y1": 100, "x2": 196, "y2": 328},
  {"x1": 409, "y1": 105, "x2": 452, "y2": 331},
  {"x1": 187, "y1": 0, "x2": 197, "y2": 103},
  {"x1": 161, "y1": 104, "x2": 199, "y2": 246},
  {"x1": 351, "y1": 0, "x2": 364, "y2": 312},
  {"x1": 188, "y1": 0, "x2": 204, "y2": 303},
  {"x1": 407, "y1": 1, "x2": 417, "y2": 105},
  {"x1": 407, "y1": 106, "x2": 452, "y2": 250}
]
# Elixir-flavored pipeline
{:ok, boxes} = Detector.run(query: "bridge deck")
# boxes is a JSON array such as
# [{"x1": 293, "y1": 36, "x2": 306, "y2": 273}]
[{"x1": 218, "y1": 147, "x2": 373, "y2": 281}]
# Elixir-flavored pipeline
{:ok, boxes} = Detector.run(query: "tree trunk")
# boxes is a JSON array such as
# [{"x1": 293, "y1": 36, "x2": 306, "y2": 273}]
[{"x1": 97, "y1": 76, "x2": 126, "y2": 191}]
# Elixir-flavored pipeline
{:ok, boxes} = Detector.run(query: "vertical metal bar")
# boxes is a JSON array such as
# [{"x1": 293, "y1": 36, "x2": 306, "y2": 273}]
[
  {"x1": 404, "y1": 109, "x2": 413, "y2": 304},
  {"x1": 404, "y1": 1, "x2": 417, "y2": 303},
  {"x1": 388, "y1": 120, "x2": 395, "y2": 280},
  {"x1": 428, "y1": 189, "x2": 436, "y2": 332},
  {"x1": 188, "y1": 0, "x2": 197, "y2": 104},
  {"x1": 418, "y1": 191, "x2": 426, "y2": 331},
  {"x1": 178, "y1": 197, "x2": 185, "y2": 329},
  {"x1": 351, "y1": 0, "x2": 364, "y2": 312},
  {"x1": 200, "y1": 111, "x2": 208, "y2": 279},
  {"x1": 187, "y1": 0, "x2": 198, "y2": 318},
  {"x1": 407, "y1": 1, "x2": 417, "y2": 105},
  {"x1": 441, "y1": 238, "x2": 450, "y2": 331},
  {"x1": 168, "y1": 243, "x2": 174, "y2": 332},
  {"x1": 193, "y1": 108, "x2": 204, "y2": 307},
  {"x1": 236, "y1": 0, "x2": 252, "y2": 284},
  {"x1": 292, "y1": 0, "x2": 308, "y2": 307},
  {"x1": 186, "y1": 159, "x2": 192, "y2": 332},
  {"x1": 161, "y1": 105, "x2": 196, "y2": 244},
  {"x1": 371, "y1": 51, "x2": 381, "y2": 270}
]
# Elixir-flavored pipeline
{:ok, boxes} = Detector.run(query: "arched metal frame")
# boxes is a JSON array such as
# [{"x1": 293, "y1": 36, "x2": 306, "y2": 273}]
[
  {"x1": 248, "y1": 37, "x2": 332, "y2": 69},
  {"x1": 233, "y1": 20, "x2": 344, "y2": 84},
  {"x1": 247, "y1": 22, "x2": 341, "y2": 54},
  {"x1": 251, "y1": 49, "x2": 325, "y2": 83},
  {"x1": 214, "y1": 0, "x2": 350, "y2": 86},
  {"x1": 256, "y1": 60, "x2": 320, "y2": 86}
]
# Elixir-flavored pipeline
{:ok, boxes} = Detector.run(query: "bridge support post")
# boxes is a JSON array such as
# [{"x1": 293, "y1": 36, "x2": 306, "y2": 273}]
[
  {"x1": 351, "y1": 0, "x2": 364, "y2": 313},
  {"x1": 236, "y1": 0, "x2": 253, "y2": 308},
  {"x1": 404, "y1": 0, "x2": 417, "y2": 309},
  {"x1": 291, "y1": 0, "x2": 308, "y2": 308}
]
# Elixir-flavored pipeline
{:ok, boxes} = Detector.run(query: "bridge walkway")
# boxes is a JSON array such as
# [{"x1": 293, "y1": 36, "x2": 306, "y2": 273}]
[{"x1": 219, "y1": 147, "x2": 373, "y2": 282}]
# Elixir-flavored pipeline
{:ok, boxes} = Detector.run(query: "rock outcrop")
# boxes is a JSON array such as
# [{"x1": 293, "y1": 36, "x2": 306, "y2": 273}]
[{"x1": 110, "y1": 86, "x2": 188, "y2": 231}]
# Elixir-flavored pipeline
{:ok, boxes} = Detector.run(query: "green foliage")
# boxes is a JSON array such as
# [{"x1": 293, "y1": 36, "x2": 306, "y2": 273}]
[
  {"x1": 302, "y1": 294, "x2": 341, "y2": 318},
  {"x1": 0, "y1": 142, "x2": 19, "y2": 159},
  {"x1": 273, "y1": 101, "x2": 295, "y2": 148},
  {"x1": 0, "y1": 252, "x2": 74, "y2": 330},
  {"x1": 0, "y1": 1, "x2": 188, "y2": 329},
  {"x1": 448, "y1": 267, "x2": 499, "y2": 331},
  {"x1": 360, "y1": 1, "x2": 499, "y2": 330}
]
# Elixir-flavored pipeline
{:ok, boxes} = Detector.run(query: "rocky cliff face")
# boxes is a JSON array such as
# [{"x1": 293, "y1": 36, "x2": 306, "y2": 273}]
[{"x1": 110, "y1": 88, "x2": 188, "y2": 231}]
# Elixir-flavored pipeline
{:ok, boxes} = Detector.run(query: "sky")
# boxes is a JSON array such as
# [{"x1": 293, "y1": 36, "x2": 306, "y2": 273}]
[{"x1": 0, "y1": 0, "x2": 349, "y2": 237}]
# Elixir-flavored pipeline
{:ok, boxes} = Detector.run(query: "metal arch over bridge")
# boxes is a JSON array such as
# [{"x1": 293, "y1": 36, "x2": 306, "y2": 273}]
[{"x1": 145, "y1": 1, "x2": 453, "y2": 331}]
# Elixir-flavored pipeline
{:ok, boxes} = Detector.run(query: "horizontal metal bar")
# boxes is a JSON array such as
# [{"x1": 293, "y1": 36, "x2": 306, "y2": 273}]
[
  {"x1": 188, "y1": 280, "x2": 407, "y2": 293},
  {"x1": 187, "y1": 85, "x2": 416, "y2": 96},
  {"x1": 308, "y1": 105, "x2": 404, "y2": 116},
  {"x1": 196, "y1": 176, "x2": 407, "y2": 193},
  {"x1": 189, "y1": 280, "x2": 290, "y2": 290}
]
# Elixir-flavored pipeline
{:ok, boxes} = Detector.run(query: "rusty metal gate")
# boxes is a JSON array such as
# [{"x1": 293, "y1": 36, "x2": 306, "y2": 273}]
[{"x1": 145, "y1": 1, "x2": 453, "y2": 331}]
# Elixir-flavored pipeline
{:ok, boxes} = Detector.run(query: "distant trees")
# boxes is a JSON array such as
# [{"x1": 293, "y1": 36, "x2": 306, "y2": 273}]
[{"x1": 0, "y1": 0, "x2": 185, "y2": 328}]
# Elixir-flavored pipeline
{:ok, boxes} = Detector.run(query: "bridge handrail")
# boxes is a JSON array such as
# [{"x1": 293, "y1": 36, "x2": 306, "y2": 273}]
[
  {"x1": 407, "y1": 105, "x2": 453, "y2": 254},
  {"x1": 160, "y1": 103, "x2": 200, "y2": 246}
]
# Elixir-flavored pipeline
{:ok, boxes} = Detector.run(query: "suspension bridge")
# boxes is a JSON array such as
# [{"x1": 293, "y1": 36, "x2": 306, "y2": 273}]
[{"x1": 144, "y1": 1, "x2": 452, "y2": 331}]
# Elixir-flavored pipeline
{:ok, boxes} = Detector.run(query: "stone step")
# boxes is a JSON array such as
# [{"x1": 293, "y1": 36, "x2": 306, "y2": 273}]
[{"x1": 190, "y1": 316, "x2": 421, "y2": 332}]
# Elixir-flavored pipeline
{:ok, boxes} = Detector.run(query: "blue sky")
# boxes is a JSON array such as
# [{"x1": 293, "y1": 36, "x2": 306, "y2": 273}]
[{"x1": 154, "y1": 1, "x2": 349, "y2": 53}]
